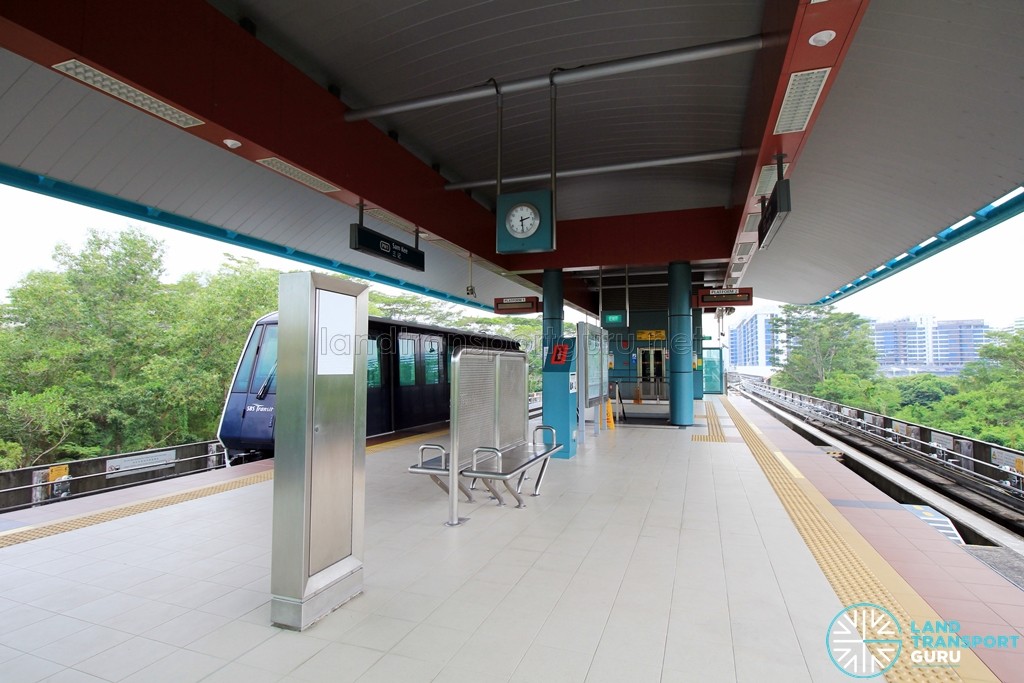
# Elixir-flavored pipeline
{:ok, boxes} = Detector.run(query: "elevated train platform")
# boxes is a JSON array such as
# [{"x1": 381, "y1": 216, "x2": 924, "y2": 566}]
[{"x1": 1, "y1": 398, "x2": 1021, "y2": 682}]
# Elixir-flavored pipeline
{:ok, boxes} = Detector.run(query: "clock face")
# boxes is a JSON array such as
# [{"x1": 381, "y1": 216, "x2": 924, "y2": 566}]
[{"x1": 506, "y1": 203, "x2": 541, "y2": 238}]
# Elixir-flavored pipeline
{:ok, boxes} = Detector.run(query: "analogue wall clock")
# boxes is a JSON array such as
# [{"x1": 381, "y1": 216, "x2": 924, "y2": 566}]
[
  {"x1": 495, "y1": 190, "x2": 554, "y2": 254},
  {"x1": 505, "y1": 202, "x2": 541, "y2": 238}
]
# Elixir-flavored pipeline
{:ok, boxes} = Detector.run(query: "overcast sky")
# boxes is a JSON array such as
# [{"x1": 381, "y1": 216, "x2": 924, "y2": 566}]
[{"x1": 2, "y1": 183, "x2": 1022, "y2": 328}]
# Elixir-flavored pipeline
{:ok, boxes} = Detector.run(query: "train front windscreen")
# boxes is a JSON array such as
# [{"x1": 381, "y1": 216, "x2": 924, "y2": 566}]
[{"x1": 218, "y1": 322, "x2": 277, "y2": 463}]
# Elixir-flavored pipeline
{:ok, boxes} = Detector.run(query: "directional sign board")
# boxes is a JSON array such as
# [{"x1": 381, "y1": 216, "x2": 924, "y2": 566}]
[{"x1": 349, "y1": 224, "x2": 425, "y2": 271}]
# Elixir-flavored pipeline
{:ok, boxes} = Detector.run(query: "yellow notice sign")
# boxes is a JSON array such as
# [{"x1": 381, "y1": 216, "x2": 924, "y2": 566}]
[
  {"x1": 636, "y1": 330, "x2": 666, "y2": 341},
  {"x1": 48, "y1": 464, "x2": 69, "y2": 481}
]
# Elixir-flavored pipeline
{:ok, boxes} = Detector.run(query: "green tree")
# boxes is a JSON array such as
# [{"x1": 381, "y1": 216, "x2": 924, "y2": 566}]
[
  {"x1": 369, "y1": 291, "x2": 461, "y2": 326},
  {"x1": 889, "y1": 374, "x2": 958, "y2": 409},
  {"x1": 770, "y1": 305, "x2": 877, "y2": 394},
  {"x1": 814, "y1": 372, "x2": 901, "y2": 415},
  {"x1": 0, "y1": 232, "x2": 281, "y2": 464},
  {"x1": 903, "y1": 329, "x2": 1024, "y2": 449}
]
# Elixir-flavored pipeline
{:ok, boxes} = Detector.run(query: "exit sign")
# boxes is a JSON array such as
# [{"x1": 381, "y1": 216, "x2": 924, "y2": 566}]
[{"x1": 602, "y1": 310, "x2": 626, "y2": 327}]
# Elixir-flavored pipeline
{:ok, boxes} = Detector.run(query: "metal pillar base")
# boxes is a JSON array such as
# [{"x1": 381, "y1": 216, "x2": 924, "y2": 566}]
[{"x1": 271, "y1": 561, "x2": 363, "y2": 631}]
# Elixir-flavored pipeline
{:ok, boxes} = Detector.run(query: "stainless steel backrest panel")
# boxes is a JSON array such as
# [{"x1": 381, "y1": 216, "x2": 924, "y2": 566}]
[
  {"x1": 451, "y1": 348, "x2": 528, "y2": 463},
  {"x1": 498, "y1": 355, "x2": 527, "y2": 449},
  {"x1": 453, "y1": 352, "x2": 497, "y2": 463}
]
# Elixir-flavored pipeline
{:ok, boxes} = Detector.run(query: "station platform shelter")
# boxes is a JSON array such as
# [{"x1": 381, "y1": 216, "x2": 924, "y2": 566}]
[{"x1": 2, "y1": 395, "x2": 1022, "y2": 683}]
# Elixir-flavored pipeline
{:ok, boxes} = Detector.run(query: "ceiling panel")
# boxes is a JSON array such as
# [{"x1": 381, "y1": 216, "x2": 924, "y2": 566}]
[{"x1": 744, "y1": 0, "x2": 1024, "y2": 303}]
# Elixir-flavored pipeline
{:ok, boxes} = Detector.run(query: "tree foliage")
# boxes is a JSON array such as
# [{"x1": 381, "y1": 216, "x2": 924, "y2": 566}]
[
  {"x1": 0, "y1": 230, "x2": 278, "y2": 468},
  {"x1": 770, "y1": 305, "x2": 878, "y2": 394},
  {"x1": 774, "y1": 318, "x2": 1024, "y2": 451}
]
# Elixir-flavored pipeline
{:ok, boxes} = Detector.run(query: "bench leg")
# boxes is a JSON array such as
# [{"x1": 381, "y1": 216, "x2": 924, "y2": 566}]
[
  {"x1": 503, "y1": 480, "x2": 526, "y2": 508},
  {"x1": 430, "y1": 475, "x2": 474, "y2": 503},
  {"x1": 481, "y1": 479, "x2": 505, "y2": 506},
  {"x1": 531, "y1": 457, "x2": 551, "y2": 496},
  {"x1": 457, "y1": 479, "x2": 475, "y2": 503},
  {"x1": 429, "y1": 475, "x2": 450, "y2": 496}
]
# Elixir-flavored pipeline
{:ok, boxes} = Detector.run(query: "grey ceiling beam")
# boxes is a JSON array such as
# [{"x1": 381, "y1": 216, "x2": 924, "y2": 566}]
[
  {"x1": 344, "y1": 34, "x2": 764, "y2": 122},
  {"x1": 444, "y1": 148, "x2": 748, "y2": 191}
]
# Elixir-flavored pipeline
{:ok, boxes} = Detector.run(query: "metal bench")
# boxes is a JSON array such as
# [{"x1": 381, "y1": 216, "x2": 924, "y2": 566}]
[
  {"x1": 408, "y1": 346, "x2": 561, "y2": 525},
  {"x1": 464, "y1": 425, "x2": 560, "y2": 508}
]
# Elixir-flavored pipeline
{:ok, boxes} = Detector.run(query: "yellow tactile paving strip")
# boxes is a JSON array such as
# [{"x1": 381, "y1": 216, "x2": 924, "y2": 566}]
[
  {"x1": 720, "y1": 397, "x2": 998, "y2": 683},
  {"x1": 692, "y1": 400, "x2": 726, "y2": 442},
  {"x1": 0, "y1": 428, "x2": 447, "y2": 549}
]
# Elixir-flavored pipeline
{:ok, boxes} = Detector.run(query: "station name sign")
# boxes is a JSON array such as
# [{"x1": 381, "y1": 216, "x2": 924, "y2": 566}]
[
  {"x1": 349, "y1": 224, "x2": 425, "y2": 272},
  {"x1": 694, "y1": 287, "x2": 754, "y2": 307},
  {"x1": 494, "y1": 296, "x2": 541, "y2": 314}
]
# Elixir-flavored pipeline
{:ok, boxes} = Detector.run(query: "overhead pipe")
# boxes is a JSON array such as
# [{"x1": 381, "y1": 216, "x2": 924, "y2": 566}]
[
  {"x1": 444, "y1": 148, "x2": 746, "y2": 191},
  {"x1": 344, "y1": 35, "x2": 764, "y2": 122}
]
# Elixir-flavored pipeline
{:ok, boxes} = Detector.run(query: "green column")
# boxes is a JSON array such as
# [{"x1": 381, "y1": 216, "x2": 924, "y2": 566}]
[{"x1": 668, "y1": 262, "x2": 693, "y2": 426}]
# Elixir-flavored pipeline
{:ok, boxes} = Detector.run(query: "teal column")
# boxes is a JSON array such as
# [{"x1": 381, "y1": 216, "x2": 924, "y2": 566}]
[
  {"x1": 542, "y1": 269, "x2": 563, "y2": 349},
  {"x1": 668, "y1": 262, "x2": 694, "y2": 426},
  {"x1": 542, "y1": 269, "x2": 565, "y2": 446},
  {"x1": 693, "y1": 313, "x2": 704, "y2": 400}
]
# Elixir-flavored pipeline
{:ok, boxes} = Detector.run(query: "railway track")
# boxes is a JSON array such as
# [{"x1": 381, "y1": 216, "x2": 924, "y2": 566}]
[{"x1": 741, "y1": 383, "x2": 1024, "y2": 537}]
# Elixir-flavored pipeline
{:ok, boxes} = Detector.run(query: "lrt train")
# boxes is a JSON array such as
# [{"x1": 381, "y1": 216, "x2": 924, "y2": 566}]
[{"x1": 217, "y1": 312, "x2": 519, "y2": 465}]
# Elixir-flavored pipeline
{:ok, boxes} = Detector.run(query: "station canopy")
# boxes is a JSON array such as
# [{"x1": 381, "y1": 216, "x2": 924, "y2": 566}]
[{"x1": 0, "y1": 1, "x2": 1021, "y2": 313}]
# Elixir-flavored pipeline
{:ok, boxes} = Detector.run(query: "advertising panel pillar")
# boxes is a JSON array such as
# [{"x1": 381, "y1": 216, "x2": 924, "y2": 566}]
[
  {"x1": 543, "y1": 337, "x2": 578, "y2": 458},
  {"x1": 668, "y1": 262, "x2": 694, "y2": 426},
  {"x1": 271, "y1": 272, "x2": 368, "y2": 631},
  {"x1": 693, "y1": 313, "x2": 704, "y2": 400}
]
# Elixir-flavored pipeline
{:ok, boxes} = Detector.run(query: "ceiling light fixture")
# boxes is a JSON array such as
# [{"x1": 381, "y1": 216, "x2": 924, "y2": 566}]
[
  {"x1": 808, "y1": 30, "x2": 837, "y2": 47},
  {"x1": 256, "y1": 158, "x2": 340, "y2": 193},
  {"x1": 774, "y1": 68, "x2": 831, "y2": 134},
  {"x1": 223, "y1": 139, "x2": 242, "y2": 149},
  {"x1": 754, "y1": 163, "x2": 790, "y2": 196},
  {"x1": 52, "y1": 59, "x2": 204, "y2": 128}
]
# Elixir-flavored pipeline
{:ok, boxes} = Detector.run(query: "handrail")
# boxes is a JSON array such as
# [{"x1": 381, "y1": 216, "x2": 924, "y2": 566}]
[
  {"x1": 1, "y1": 450, "x2": 223, "y2": 495},
  {"x1": 532, "y1": 425, "x2": 557, "y2": 451},
  {"x1": 418, "y1": 443, "x2": 447, "y2": 469}
]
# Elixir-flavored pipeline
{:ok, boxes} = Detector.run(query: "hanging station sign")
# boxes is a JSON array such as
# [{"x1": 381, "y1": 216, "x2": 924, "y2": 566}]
[
  {"x1": 349, "y1": 224, "x2": 425, "y2": 272},
  {"x1": 694, "y1": 287, "x2": 754, "y2": 307},
  {"x1": 493, "y1": 296, "x2": 541, "y2": 314}
]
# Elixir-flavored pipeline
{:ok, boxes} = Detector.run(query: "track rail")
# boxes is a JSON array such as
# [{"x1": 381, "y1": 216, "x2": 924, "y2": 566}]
[{"x1": 742, "y1": 383, "x2": 1024, "y2": 523}]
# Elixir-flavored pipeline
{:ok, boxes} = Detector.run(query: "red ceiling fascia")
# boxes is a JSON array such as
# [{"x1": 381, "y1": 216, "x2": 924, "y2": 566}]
[
  {"x1": 733, "y1": 0, "x2": 871, "y2": 228},
  {"x1": 502, "y1": 206, "x2": 740, "y2": 272},
  {"x1": 0, "y1": 1, "x2": 508, "y2": 266}
]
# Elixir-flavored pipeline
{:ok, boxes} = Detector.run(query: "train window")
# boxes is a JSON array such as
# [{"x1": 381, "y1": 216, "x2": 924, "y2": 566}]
[
  {"x1": 367, "y1": 338, "x2": 382, "y2": 388},
  {"x1": 232, "y1": 325, "x2": 263, "y2": 392},
  {"x1": 251, "y1": 325, "x2": 278, "y2": 395},
  {"x1": 398, "y1": 335, "x2": 417, "y2": 386},
  {"x1": 424, "y1": 336, "x2": 441, "y2": 384}
]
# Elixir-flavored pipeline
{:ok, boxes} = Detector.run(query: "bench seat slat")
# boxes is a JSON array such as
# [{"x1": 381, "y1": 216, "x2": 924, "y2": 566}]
[{"x1": 461, "y1": 443, "x2": 562, "y2": 480}]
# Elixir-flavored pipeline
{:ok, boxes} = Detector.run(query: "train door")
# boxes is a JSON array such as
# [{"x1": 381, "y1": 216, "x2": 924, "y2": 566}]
[
  {"x1": 392, "y1": 332, "x2": 447, "y2": 431},
  {"x1": 638, "y1": 347, "x2": 668, "y2": 400},
  {"x1": 365, "y1": 334, "x2": 392, "y2": 436},
  {"x1": 394, "y1": 333, "x2": 423, "y2": 430},
  {"x1": 219, "y1": 323, "x2": 277, "y2": 454}
]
